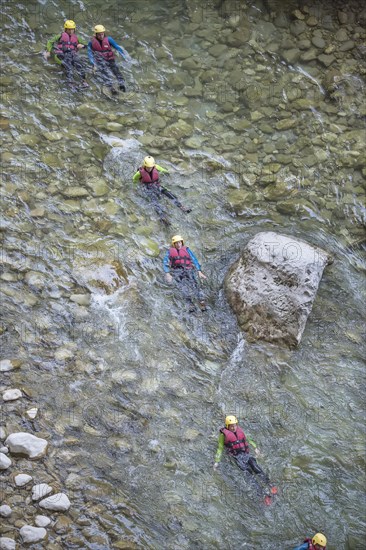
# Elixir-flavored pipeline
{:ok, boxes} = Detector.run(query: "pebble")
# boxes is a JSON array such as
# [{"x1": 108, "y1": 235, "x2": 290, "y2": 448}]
[
  {"x1": 14, "y1": 474, "x2": 33, "y2": 487},
  {"x1": 5, "y1": 432, "x2": 48, "y2": 459},
  {"x1": 0, "y1": 538, "x2": 16, "y2": 550},
  {"x1": 26, "y1": 407, "x2": 38, "y2": 420},
  {"x1": 35, "y1": 515, "x2": 52, "y2": 527},
  {"x1": 69, "y1": 294, "x2": 91, "y2": 306},
  {"x1": 20, "y1": 525, "x2": 47, "y2": 543},
  {"x1": 0, "y1": 452, "x2": 12, "y2": 470},
  {"x1": 3, "y1": 389, "x2": 22, "y2": 402},
  {"x1": 32, "y1": 483, "x2": 53, "y2": 501},
  {"x1": 39, "y1": 493, "x2": 71, "y2": 511},
  {"x1": 0, "y1": 504, "x2": 12, "y2": 517},
  {"x1": 0, "y1": 360, "x2": 14, "y2": 372}
]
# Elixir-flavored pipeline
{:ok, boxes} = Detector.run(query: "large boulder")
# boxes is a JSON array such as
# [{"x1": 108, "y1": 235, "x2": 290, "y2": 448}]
[
  {"x1": 224, "y1": 232, "x2": 332, "y2": 347},
  {"x1": 5, "y1": 433, "x2": 48, "y2": 459}
]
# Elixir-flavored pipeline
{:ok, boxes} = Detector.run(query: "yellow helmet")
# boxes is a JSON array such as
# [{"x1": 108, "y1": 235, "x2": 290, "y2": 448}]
[
  {"x1": 94, "y1": 24, "x2": 106, "y2": 34},
  {"x1": 172, "y1": 235, "x2": 184, "y2": 245},
  {"x1": 225, "y1": 415, "x2": 238, "y2": 428},
  {"x1": 64, "y1": 20, "x2": 76, "y2": 29},
  {"x1": 312, "y1": 534, "x2": 327, "y2": 547},
  {"x1": 143, "y1": 155, "x2": 155, "y2": 168}
]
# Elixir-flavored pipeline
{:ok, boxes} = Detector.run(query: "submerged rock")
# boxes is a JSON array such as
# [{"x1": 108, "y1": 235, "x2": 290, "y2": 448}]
[
  {"x1": 20, "y1": 525, "x2": 47, "y2": 544},
  {"x1": 224, "y1": 232, "x2": 332, "y2": 347}
]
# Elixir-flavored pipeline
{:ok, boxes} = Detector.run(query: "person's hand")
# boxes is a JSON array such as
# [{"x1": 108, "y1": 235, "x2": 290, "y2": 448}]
[
  {"x1": 198, "y1": 271, "x2": 207, "y2": 280},
  {"x1": 43, "y1": 51, "x2": 51, "y2": 59},
  {"x1": 77, "y1": 43, "x2": 84, "y2": 50},
  {"x1": 165, "y1": 273, "x2": 173, "y2": 284},
  {"x1": 92, "y1": 65, "x2": 97, "y2": 74},
  {"x1": 213, "y1": 462, "x2": 219, "y2": 471}
]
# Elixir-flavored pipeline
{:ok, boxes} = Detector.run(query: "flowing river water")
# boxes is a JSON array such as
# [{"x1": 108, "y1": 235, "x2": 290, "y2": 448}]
[{"x1": 1, "y1": 0, "x2": 365, "y2": 548}]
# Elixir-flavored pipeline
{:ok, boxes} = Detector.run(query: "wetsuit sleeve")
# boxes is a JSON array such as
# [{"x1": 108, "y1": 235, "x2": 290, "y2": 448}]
[
  {"x1": 214, "y1": 433, "x2": 225, "y2": 463},
  {"x1": 163, "y1": 250, "x2": 171, "y2": 273},
  {"x1": 132, "y1": 171, "x2": 141, "y2": 183},
  {"x1": 87, "y1": 41, "x2": 95, "y2": 65},
  {"x1": 46, "y1": 34, "x2": 61, "y2": 52},
  {"x1": 155, "y1": 164, "x2": 169, "y2": 175},
  {"x1": 292, "y1": 544, "x2": 308, "y2": 550},
  {"x1": 186, "y1": 248, "x2": 201, "y2": 271},
  {"x1": 108, "y1": 37, "x2": 126, "y2": 59}
]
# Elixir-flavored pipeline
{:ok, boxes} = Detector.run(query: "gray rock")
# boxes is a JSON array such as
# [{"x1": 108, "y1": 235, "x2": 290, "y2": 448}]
[
  {"x1": 3, "y1": 389, "x2": 22, "y2": 402},
  {"x1": 338, "y1": 11, "x2": 348, "y2": 24},
  {"x1": 311, "y1": 35, "x2": 325, "y2": 49},
  {"x1": 14, "y1": 474, "x2": 33, "y2": 486},
  {"x1": 0, "y1": 538, "x2": 16, "y2": 550},
  {"x1": 224, "y1": 232, "x2": 331, "y2": 347},
  {"x1": 20, "y1": 525, "x2": 47, "y2": 544},
  {"x1": 39, "y1": 493, "x2": 71, "y2": 511},
  {"x1": 339, "y1": 40, "x2": 355, "y2": 52},
  {"x1": 290, "y1": 20, "x2": 307, "y2": 36},
  {"x1": 61, "y1": 187, "x2": 89, "y2": 198},
  {"x1": 318, "y1": 54, "x2": 336, "y2": 67},
  {"x1": 0, "y1": 359, "x2": 13, "y2": 372},
  {"x1": 5, "y1": 432, "x2": 48, "y2": 459},
  {"x1": 69, "y1": 294, "x2": 91, "y2": 306},
  {"x1": 0, "y1": 504, "x2": 12, "y2": 517},
  {"x1": 35, "y1": 515, "x2": 51, "y2": 527},
  {"x1": 282, "y1": 49, "x2": 300, "y2": 64},
  {"x1": 0, "y1": 452, "x2": 11, "y2": 470},
  {"x1": 0, "y1": 427, "x2": 6, "y2": 439},
  {"x1": 334, "y1": 28, "x2": 348, "y2": 42},
  {"x1": 32, "y1": 483, "x2": 53, "y2": 501}
]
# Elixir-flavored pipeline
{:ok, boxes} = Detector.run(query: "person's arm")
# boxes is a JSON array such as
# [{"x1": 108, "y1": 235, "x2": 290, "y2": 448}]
[
  {"x1": 214, "y1": 433, "x2": 225, "y2": 466},
  {"x1": 292, "y1": 544, "x2": 308, "y2": 550},
  {"x1": 163, "y1": 250, "x2": 171, "y2": 274},
  {"x1": 186, "y1": 248, "x2": 201, "y2": 271},
  {"x1": 87, "y1": 41, "x2": 96, "y2": 66},
  {"x1": 132, "y1": 171, "x2": 141, "y2": 183},
  {"x1": 155, "y1": 164, "x2": 169, "y2": 175},
  {"x1": 108, "y1": 37, "x2": 126, "y2": 59},
  {"x1": 46, "y1": 34, "x2": 61, "y2": 53}
]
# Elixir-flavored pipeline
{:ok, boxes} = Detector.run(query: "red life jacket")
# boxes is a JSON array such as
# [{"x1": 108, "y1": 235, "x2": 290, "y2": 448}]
[
  {"x1": 55, "y1": 32, "x2": 79, "y2": 54},
  {"x1": 91, "y1": 36, "x2": 115, "y2": 61},
  {"x1": 304, "y1": 539, "x2": 326, "y2": 550},
  {"x1": 139, "y1": 167, "x2": 160, "y2": 185},
  {"x1": 221, "y1": 427, "x2": 248, "y2": 453},
  {"x1": 169, "y1": 246, "x2": 193, "y2": 269}
]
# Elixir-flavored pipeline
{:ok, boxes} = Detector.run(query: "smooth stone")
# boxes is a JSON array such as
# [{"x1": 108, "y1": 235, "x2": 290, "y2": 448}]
[
  {"x1": 276, "y1": 118, "x2": 296, "y2": 130},
  {"x1": 20, "y1": 525, "x2": 47, "y2": 544},
  {"x1": 30, "y1": 207, "x2": 45, "y2": 217},
  {"x1": 282, "y1": 48, "x2": 301, "y2": 63},
  {"x1": 0, "y1": 360, "x2": 14, "y2": 372},
  {"x1": 3, "y1": 389, "x2": 22, "y2": 402},
  {"x1": 32, "y1": 483, "x2": 53, "y2": 501},
  {"x1": 300, "y1": 48, "x2": 318, "y2": 61},
  {"x1": 69, "y1": 294, "x2": 91, "y2": 306},
  {"x1": 334, "y1": 28, "x2": 348, "y2": 42},
  {"x1": 0, "y1": 446, "x2": 8, "y2": 453},
  {"x1": 61, "y1": 187, "x2": 89, "y2": 198},
  {"x1": 339, "y1": 40, "x2": 355, "y2": 52},
  {"x1": 0, "y1": 505, "x2": 12, "y2": 517},
  {"x1": 54, "y1": 348, "x2": 74, "y2": 361},
  {"x1": 26, "y1": 407, "x2": 38, "y2": 420},
  {"x1": 290, "y1": 20, "x2": 306, "y2": 36},
  {"x1": 35, "y1": 515, "x2": 51, "y2": 527},
  {"x1": 39, "y1": 493, "x2": 71, "y2": 511},
  {"x1": 0, "y1": 452, "x2": 12, "y2": 469},
  {"x1": 0, "y1": 427, "x2": 6, "y2": 439},
  {"x1": 163, "y1": 120, "x2": 193, "y2": 139},
  {"x1": 318, "y1": 54, "x2": 336, "y2": 67},
  {"x1": 337, "y1": 11, "x2": 348, "y2": 24},
  {"x1": 14, "y1": 474, "x2": 33, "y2": 487},
  {"x1": 43, "y1": 131, "x2": 63, "y2": 141},
  {"x1": 0, "y1": 538, "x2": 16, "y2": 550},
  {"x1": 5, "y1": 432, "x2": 48, "y2": 459},
  {"x1": 306, "y1": 16, "x2": 318, "y2": 26},
  {"x1": 311, "y1": 35, "x2": 325, "y2": 48},
  {"x1": 86, "y1": 178, "x2": 109, "y2": 197},
  {"x1": 292, "y1": 9, "x2": 305, "y2": 20},
  {"x1": 24, "y1": 271, "x2": 46, "y2": 289}
]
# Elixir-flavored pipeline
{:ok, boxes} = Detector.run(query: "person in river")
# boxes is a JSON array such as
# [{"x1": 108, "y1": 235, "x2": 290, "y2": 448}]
[
  {"x1": 133, "y1": 156, "x2": 191, "y2": 225},
  {"x1": 213, "y1": 415, "x2": 277, "y2": 504},
  {"x1": 163, "y1": 235, "x2": 207, "y2": 313},
  {"x1": 292, "y1": 533, "x2": 327, "y2": 550},
  {"x1": 45, "y1": 20, "x2": 88, "y2": 88},
  {"x1": 88, "y1": 25, "x2": 127, "y2": 93}
]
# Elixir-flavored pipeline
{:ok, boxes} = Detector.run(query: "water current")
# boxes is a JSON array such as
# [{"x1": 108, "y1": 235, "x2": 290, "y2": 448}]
[{"x1": 1, "y1": 0, "x2": 365, "y2": 548}]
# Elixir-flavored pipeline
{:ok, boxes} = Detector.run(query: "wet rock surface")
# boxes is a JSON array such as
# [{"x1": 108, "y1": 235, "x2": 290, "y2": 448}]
[{"x1": 225, "y1": 232, "x2": 332, "y2": 347}]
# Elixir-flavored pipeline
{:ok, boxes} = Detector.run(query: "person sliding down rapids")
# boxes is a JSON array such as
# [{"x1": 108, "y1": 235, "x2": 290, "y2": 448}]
[
  {"x1": 88, "y1": 25, "x2": 127, "y2": 94},
  {"x1": 292, "y1": 533, "x2": 327, "y2": 550},
  {"x1": 133, "y1": 156, "x2": 191, "y2": 225},
  {"x1": 213, "y1": 415, "x2": 278, "y2": 505},
  {"x1": 163, "y1": 235, "x2": 207, "y2": 313},
  {"x1": 44, "y1": 20, "x2": 89, "y2": 88}
]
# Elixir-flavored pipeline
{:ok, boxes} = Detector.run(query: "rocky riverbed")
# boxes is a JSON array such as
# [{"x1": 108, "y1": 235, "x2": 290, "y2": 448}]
[{"x1": 1, "y1": 0, "x2": 365, "y2": 548}]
